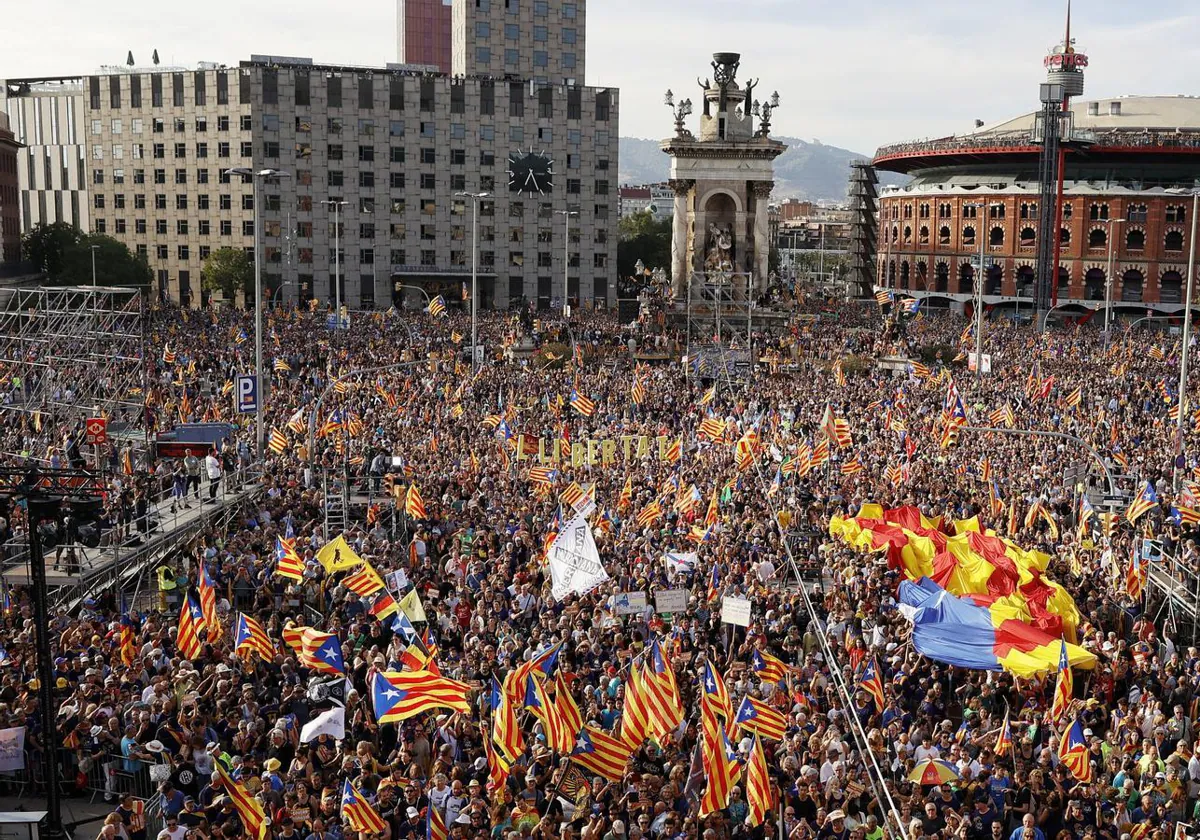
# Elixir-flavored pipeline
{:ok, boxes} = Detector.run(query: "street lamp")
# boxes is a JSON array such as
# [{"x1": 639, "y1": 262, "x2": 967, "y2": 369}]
[
  {"x1": 456, "y1": 191, "x2": 489, "y2": 371},
  {"x1": 323, "y1": 199, "x2": 349, "y2": 325},
  {"x1": 556, "y1": 209, "x2": 579, "y2": 317},
  {"x1": 225, "y1": 167, "x2": 291, "y2": 462},
  {"x1": 1097, "y1": 217, "x2": 1126, "y2": 348},
  {"x1": 963, "y1": 201, "x2": 1003, "y2": 381},
  {"x1": 1167, "y1": 187, "x2": 1200, "y2": 488}
]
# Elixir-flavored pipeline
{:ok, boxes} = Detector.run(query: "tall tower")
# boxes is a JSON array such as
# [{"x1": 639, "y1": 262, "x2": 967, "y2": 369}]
[
  {"x1": 397, "y1": 0, "x2": 453, "y2": 72},
  {"x1": 1034, "y1": 0, "x2": 1089, "y2": 328},
  {"x1": 661, "y1": 52, "x2": 785, "y2": 302}
]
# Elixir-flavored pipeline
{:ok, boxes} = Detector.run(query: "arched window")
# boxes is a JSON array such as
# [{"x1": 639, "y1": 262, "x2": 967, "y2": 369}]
[
  {"x1": 935, "y1": 262, "x2": 949, "y2": 292},
  {"x1": 985, "y1": 265, "x2": 1002, "y2": 295},
  {"x1": 1126, "y1": 228, "x2": 1145, "y2": 251},
  {"x1": 1089, "y1": 202, "x2": 1109, "y2": 221},
  {"x1": 903, "y1": 225, "x2": 912, "y2": 243},
  {"x1": 1165, "y1": 230, "x2": 1185, "y2": 252},
  {"x1": 962, "y1": 225, "x2": 976, "y2": 246},
  {"x1": 958, "y1": 263, "x2": 974, "y2": 294},
  {"x1": 919, "y1": 225, "x2": 930, "y2": 245},
  {"x1": 1017, "y1": 266, "x2": 1036, "y2": 298},
  {"x1": 900, "y1": 261, "x2": 910, "y2": 289},
  {"x1": 1161, "y1": 271, "x2": 1183, "y2": 304},
  {"x1": 1060, "y1": 227, "x2": 1071, "y2": 246},
  {"x1": 989, "y1": 226, "x2": 1004, "y2": 247},
  {"x1": 1088, "y1": 228, "x2": 1107, "y2": 249},
  {"x1": 1127, "y1": 203, "x2": 1148, "y2": 223},
  {"x1": 1019, "y1": 226, "x2": 1036, "y2": 247},
  {"x1": 1166, "y1": 205, "x2": 1186, "y2": 224},
  {"x1": 939, "y1": 226, "x2": 951, "y2": 245},
  {"x1": 1084, "y1": 268, "x2": 1105, "y2": 300},
  {"x1": 1121, "y1": 269, "x2": 1143, "y2": 302}
]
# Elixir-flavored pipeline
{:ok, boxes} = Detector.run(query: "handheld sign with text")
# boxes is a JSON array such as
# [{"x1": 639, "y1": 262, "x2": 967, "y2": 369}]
[
  {"x1": 720, "y1": 596, "x2": 752, "y2": 627},
  {"x1": 655, "y1": 589, "x2": 688, "y2": 615},
  {"x1": 612, "y1": 591, "x2": 648, "y2": 615}
]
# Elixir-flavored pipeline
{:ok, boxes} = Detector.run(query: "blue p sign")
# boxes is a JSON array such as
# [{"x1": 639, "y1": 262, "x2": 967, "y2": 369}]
[{"x1": 235, "y1": 374, "x2": 259, "y2": 414}]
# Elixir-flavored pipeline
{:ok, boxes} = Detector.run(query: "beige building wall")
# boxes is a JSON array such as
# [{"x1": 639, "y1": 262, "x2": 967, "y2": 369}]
[
  {"x1": 453, "y1": 0, "x2": 586, "y2": 84},
  {"x1": 86, "y1": 66, "x2": 253, "y2": 304}
]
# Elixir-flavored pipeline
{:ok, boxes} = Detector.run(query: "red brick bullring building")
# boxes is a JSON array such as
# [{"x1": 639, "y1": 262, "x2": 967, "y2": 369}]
[{"x1": 872, "y1": 96, "x2": 1200, "y2": 315}]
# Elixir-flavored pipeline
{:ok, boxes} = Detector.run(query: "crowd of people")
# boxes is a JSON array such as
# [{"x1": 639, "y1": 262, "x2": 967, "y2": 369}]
[{"x1": 0, "y1": 292, "x2": 1198, "y2": 840}]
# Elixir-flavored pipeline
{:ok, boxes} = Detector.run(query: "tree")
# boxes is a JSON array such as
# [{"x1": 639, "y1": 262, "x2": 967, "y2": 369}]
[
  {"x1": 55, "y1": 234, "x2": 152, "y2": 290},
  {"x1": 201, "y1": 247, "x2": 254, "y2": 299},
  {"x1": 616, "y1": 211, "x2": 672, "y2": 280},
  {"x1": 21, "y1": 222, "x2": 85, "y2": 277}
]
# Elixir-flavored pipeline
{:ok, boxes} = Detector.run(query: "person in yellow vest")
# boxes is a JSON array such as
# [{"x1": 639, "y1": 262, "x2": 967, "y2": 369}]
[{"x1": 156, "y1": 565, "x2": 177, "y2": 612}]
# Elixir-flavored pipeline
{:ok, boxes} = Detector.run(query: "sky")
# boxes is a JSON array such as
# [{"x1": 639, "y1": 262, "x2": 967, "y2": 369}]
[{"x1": 4, "y1": 0, "x2": 1200, "y2": 154}]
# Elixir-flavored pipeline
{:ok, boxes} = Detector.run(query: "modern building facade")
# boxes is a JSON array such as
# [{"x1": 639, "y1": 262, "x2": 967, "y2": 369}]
[
  {"x1": 450, "y1": 0, "x2": 585, "y2": 83},
  {"x1": 397, "y1": 0, "x2": 453, "y2": 73},
  {"x1": 873, "y1": 95, "x2": 1200, "y2": 312},
  {"x1": 0, "y1": 111, "x2": 21, "y2": 268},
  {"x1": 0, "y1": 1, "x2": 617, "y2": 309},
  {"x1": 0, "y1": 77, "x2": 89, "y2": 233}
]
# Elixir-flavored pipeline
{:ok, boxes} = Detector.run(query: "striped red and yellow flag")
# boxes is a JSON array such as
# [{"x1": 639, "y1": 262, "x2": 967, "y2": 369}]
[
  {"x1": 371, "y1": 670, "x2": 472, "y2": 723},
  {"x1": 569, "y1": 724, "x2": 630, "y2": 783},
  {"x1": 214, "y1": 762, "x2": 268, "y2": 839},
  {"x1": 405, "y1": 484, "x2": 428, "y2": 519},
  {"x1": 746, "y1": 734, "x2": 773, "y2": 827},
  {"x1": 268, "y1": 428, "x2": 289, "y2": 455},
  {"x1": 341, "y1": 780, "x2": 388, "y2": 834},
  {"x1": 177, "y1": 594, "x2": 205, "y2": 660},
  {"x1": 233, "y1": 613, "x2": 276, "y2": 662}
]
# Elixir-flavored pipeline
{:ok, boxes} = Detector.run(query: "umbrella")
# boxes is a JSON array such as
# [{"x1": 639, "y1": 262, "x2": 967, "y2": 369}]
[{"x1": 907, "y1": 759, "x2": 960, "y2": 786}]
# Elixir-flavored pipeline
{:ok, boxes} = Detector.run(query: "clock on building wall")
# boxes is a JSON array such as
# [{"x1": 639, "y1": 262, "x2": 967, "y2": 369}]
[{"x1": 507, "y1": 150, "x2": 554, "y2": 194}]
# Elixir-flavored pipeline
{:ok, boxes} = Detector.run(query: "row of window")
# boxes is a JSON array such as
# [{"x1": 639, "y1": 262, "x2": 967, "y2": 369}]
[
  {"x1": 91, "y1": 116, "x2": 247, "y2": 136},
  {"x1": 886, "y1": 223, "x2": 1190, "y2": 252},
  {"x1": 475, "y1": 21, "x2": 577, "y2": 43},
  {"x1": 475, "y1": 0, "x2": 579, "y2": 17},
  {"x1": 890, "y1": 200, "x2": 1188, "y2": 224}
]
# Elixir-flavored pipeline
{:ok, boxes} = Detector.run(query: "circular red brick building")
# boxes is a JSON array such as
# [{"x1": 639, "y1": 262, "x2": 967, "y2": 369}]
[{"x1": 873, "y1": 95, "x2": 1200, "y2": 315}]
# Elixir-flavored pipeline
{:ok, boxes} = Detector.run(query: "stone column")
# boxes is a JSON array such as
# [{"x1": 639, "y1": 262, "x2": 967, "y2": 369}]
[
  {"x1": 752, "y1": 181, "x2": 774, "y2": 291},
  {"x1": 669, "y1": 179, "x2": 694, "y2": 298}
]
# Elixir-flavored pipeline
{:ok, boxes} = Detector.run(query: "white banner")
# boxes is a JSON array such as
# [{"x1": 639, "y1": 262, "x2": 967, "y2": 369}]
[
  {"x1": 547, "y1": 514, "x2": 609, "y2": 601},
  {"x1": 720, "y1": 596, "x2": 752, "y2": 627},
  {"x1": 0, "y1": 727, "x2": 25, "y2": 772},
  {"x1": 300, "y1": 707, "x2": 345, "y2": 743},
  {"x1": 655, "y1": 589, "x2": 688, "y2": 615}
]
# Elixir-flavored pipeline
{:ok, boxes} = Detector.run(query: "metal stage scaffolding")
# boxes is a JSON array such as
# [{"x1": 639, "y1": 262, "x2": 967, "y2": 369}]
[{"x1": 0, "y1": 286, "x2": 147, "y2": 454}]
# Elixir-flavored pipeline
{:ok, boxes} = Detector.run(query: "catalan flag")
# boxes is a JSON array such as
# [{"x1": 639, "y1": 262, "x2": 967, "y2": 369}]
[
  {"x1": 635, "y1": 500, "x2": 663, "y2": 528},
  {"x1": 750, "y1": 649, "x2": 788, "y2": 686},
  {"x1": 427, "y1": 799, "x2": 448, "y2": 840},
  {"x1": 371, "y1": 670, "x2": 472, "y2": 724},
  {"x1": 214, "y1": 762, "x2": 268, "y2": 840},
  {"x1": 285, "y1": 409, "x2": 307, "y2": 435},
  {"x1": 1126, "y1": 552, "x2": 1148, "y2": 601},
  {"x1": 1049, "y1": 639, "x2": 1073, "y2": 724},
  {"x1": 859, "y1": 657, "x2": 885, "y2": 711},
  {"x1": 427, "y1": 295, "x2": 447, "y2": 317},
  {"x1": 874, "y1": 289, "x2": 893, "y2": 307},
  {"x1": 665, "y1": 437, "x2": 683, "y2": 464},
  {"x1": 700, "y1": 659, "x2": 736, "y2": 740},
  {"x1": 1126, "y1": 481, "x2": 1158, "y2": 523},
  {"x1": 621, "y1": 639, "x2": 683, "y2": 747},
  {"x1": 274, "y1": 358, "x2": 292, "y2": 373},
  {"x1": 233, "y1": 613, "x2": 276, "y2": 661},
  {"x1": 569, "y1": 390, "x2": 597, "y2": 417},
  {"x1": 405, "y1": 484, "x2": 428, "y2": 519},
  {"x1": 699, "y1": 725, "x2": 742, "y2": 817},
  {"x1": 522, "y1": 674, "x2": 574, "y2": 754},
  {"x1": 177, "y1": 594, "x2": 205, "y2": 660},
  {"x1": 341, "y1": 780, "x2": 388, "y2": 835},
  {"x1": 698, "y1": 384, "x2": 717, "y2": 407},
  {"x1": 343, "y1": 562, "x2": 387, "y2": 598},
  {"x1": 1063, "y1": 386, "x2": 1082, "y2": 409},
  {"x1": 1057, "y1": 717, "x2": 1093, "y2": 783},
  {"x1": 528, "y1": 466, "x2": 557, "y2": 486},
  {"x1": 268, "y1": 428, "x2": 289, "y2": 455},
  {"x1": 735, "y1": 695, "x2": 787, "y2": 742},
  {"x1": 840, "y1": 455, "x2": 864, "y2": 476},
  {"x1": 631, "y1": 378, "x2": 647, "y2": 406},
  {"x1": 162, "y1": 345, "x2": 176, "y2": 364},
  {"x1": 746, "y1": 734, "x2": 773, "y2": 828},
  {"x1": 618, "y1": 476, "x2": 633, "y2": 512},
  {"x1": 994, "y1": 709, "x2": 1013, "y2": 756},
  {"x1": 698, "y1": 417, "x2": 726, "y2": 442},
  {"x1": 490, "y1": 674, "x2": 526, "y2": 764},
  {"x1": 119, "y1": 614, "x2": 136, "y2": 667},
  {"x1": 570, "y1": 724, "x2": 629, "y2": 782},
  {"x1": 296, "y1": 628, "x2": 347, "y2": 676},
  {"x1": 274, "y1": 537, "x2": 305, "y2": 581},
  {"x1": 197, "y1": 564, "x2": 220, "y2": 641}
]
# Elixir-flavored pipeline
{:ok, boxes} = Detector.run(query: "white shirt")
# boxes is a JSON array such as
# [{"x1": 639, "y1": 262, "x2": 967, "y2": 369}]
[{"x1": 205, "y1": 454, "x2": 221, "y2": 480}]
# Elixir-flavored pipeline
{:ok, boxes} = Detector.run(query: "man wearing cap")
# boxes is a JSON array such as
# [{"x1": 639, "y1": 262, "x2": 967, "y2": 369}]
[{"x1": 817, "y1": 810, "x2": 850, "y2": 840}]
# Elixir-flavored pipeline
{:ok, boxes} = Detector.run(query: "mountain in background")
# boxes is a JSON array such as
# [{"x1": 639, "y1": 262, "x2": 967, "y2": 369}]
[{"x1": 618, "y1": 136, "x2": 905, "y2": 202}]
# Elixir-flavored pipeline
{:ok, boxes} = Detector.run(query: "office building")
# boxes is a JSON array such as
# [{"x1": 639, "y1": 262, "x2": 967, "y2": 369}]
[
  {"x1": 0, "y1": 77, "x2": 89, "y2": 232},
  {"x1": 0, "y1": 111, "x2": 20, "y2": 267},
  {"x1": 1, "y1": 0, "x2": 617, "y2": 309},
  {"x1": 397, "y1": 0, "x2": 453, "y2": 74}
]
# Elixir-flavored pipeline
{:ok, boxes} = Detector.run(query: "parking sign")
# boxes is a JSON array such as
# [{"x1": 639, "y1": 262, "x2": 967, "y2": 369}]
[{"x1": 235, "y1": 374, "x2": 259, "y2": 414}]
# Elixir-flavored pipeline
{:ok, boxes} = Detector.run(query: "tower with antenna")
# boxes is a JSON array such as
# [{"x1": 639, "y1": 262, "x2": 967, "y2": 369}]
[{"x1": 1033, "y1": 0, "x2": 1090, "y2": 329}]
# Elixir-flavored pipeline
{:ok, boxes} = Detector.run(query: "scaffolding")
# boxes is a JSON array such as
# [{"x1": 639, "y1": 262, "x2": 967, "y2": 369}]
[{"x1": 0, "y1": 286, "x2": 147, "y2": 456}]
